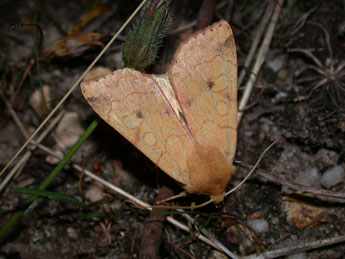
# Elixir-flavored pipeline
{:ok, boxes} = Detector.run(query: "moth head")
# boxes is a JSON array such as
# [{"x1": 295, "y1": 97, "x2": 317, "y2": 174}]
[{"x1": 210, "y1": 192, "x2": 225, "y2": 204}]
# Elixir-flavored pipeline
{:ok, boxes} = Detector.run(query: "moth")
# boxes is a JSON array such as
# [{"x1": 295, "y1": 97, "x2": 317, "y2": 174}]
[{"x1": 81, "y1": 20, "x2": 237, "y2": 203}]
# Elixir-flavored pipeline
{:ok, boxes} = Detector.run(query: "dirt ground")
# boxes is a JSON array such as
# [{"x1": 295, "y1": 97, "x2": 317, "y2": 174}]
[{"x1": 1, "y1": 0, "x2": 345, "y2": 258}]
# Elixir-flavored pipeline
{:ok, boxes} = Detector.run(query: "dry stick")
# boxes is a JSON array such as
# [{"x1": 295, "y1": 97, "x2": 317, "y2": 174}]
[
  {"x1": 178, "y1": 210, "x2": 239, "y2": 259},
  {"x1": 140, "y1": 184, "x2": 175, "y2": 259},
  {"x1": 161, "y1": 237, "x2": 195, "y2": 259},
  {"x1": 10, "y1": 58, "x2": 35, "y2": 104},
  {"x1": 0, "y1": 90, "x2": 29, "y2": 139},
  {"x1": 243, "y1": 235, "x2": 345, "y2": 259},
  {"x1": 0, "y1": 0, "x2": 149, "y2": 178},
  {"x1": 0, "y1": 111, "x2": 64, "y2": 192},
  {"x1": 237, "y1": 0, "x2": 284, "y2": 124},
  {"x1": 0, "y1": 89, "x2": 65, "y2": 191},
  {"x1": 236, "y1": 161, "x2": 345, "y2": 200},
  {"x1": 0, "y1": 112, "x2": 64, "y2": 192},
  {"x1": 238, "y1": 1, "x2": 274, "y2": 87}
]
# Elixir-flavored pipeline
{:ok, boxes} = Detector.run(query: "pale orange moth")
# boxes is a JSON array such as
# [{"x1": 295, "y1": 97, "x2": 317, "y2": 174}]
[{"x1": 81, "y1": 20, "x2": 237, "y2": 203}]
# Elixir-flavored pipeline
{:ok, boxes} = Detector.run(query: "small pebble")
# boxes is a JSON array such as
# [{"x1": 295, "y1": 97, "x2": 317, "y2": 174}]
[
  {"x1": 294, "y1": 168, "x2": 320, "y2": 186},
  {"x1": 207, "y1": 250, "x2": 228, "y2": 259},
  {"x1": 85, "y1": 182, "x2": 104, "y2": 202},
  {"x1": 67, "y1": 227, "x2": 78, "y2": 239},
  {"x1": 267, "y1": 55, "x2": 285, "y2": 72},
  {"x1": 271, "y1": 217, "x2": 279, "y2": 225},
  {"x1": 247, "y1": 218, "x2": 269, "y2": 233},
  {"x1": 320, "y1": 165, "x2": 345, "y2": 188},
  {"x1": 315, "y1": 149, "x2": 339, "y2": 169}
]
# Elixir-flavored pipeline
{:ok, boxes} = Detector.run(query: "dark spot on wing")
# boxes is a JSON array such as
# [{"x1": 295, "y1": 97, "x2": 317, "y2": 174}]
[
  {"x1": 136, "y1": 111, "x2": 143, "y2": 118},
  {"x1": 207, "y1": 80, "x2": 215, "y2": 89}
]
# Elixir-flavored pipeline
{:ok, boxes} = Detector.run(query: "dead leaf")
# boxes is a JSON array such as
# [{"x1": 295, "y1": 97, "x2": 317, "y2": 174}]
[{"x1": 283, "y1": 196, "x2": 329, "y2": 230}]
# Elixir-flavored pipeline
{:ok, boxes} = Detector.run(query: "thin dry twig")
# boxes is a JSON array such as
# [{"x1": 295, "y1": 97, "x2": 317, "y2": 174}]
[
  {"x1": 10, "y1": 58, "x2": 35, "y2": 104},
  {"x1": 0, "y1": 112, "x2": 64, "y2": 192},
  {"x1": 178, "y1": 210, "x2": 239, "y2": 259},
  {"x1": 162, "y1": 237, "x2": 196, "y2": 259},
  {"x1": 236, "y1": 161, "x2": 345, "y2": 200},
  {"x1": 0, "y1": 89, "x2": 65, "y2": 192},
  {"x1": 140, "y1": 183, "x2": 174, "y2": 259},
  {"x1": 0, "y1": 90, "x2": 29, "y2": 139},
  {"x1": 238, "y1": 0, "x2": 284, "y2": 124},
  {"x1": 238, "y1": 1, "x2": 275, "y2": 87},
  {"x1": 243, "y1": 234, "x2": 345, "y2": 258},
  {"x1": 289, "y1": 5, "x2": 318, "y2": 36}
]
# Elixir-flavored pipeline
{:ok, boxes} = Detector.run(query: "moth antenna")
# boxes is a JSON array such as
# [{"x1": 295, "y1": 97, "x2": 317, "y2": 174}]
[{"x1": 225, "y1": 137, "x2": 281, "y2": 197}]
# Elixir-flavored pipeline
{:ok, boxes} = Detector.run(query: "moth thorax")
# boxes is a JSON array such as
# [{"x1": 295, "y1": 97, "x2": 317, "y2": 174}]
[{"x1": 185, "y1": 144, "x2": 235, "y2": 201}]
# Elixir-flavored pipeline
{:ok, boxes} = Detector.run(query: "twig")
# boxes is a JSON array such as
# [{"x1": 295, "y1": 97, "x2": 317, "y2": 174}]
[
  {"x1": 243, "y1": 235, "x2": 345, "y2": 258},
  {"x1": 289, "y1": 5, "x2": 318, "y2": 36},
  {"x1": 238, "y1": 1, "x2": 274, "y2": 87},
  {"x1": 235, "y1": 161, "x2": 345, "y2": 200},
  {"x1": 307, "y1": 21, "x2": 333, "y2": 72},
  {"x1": 0, "y1": 90, "x2": 29, "y2": 139},
  {"x1": 162, "y1": 237, "x2": 195, "y2": 259},
  {"x1": 0, "y1": 0, "x2": 149, "y2": 178},
  {"x1": 140, "y1": 183, "x2": 174, "y2": 259},
  {"x1": 0, "y1": 89, "x2": 65, "y2": 192},
  {"x1": 178, "y1": 210, "x2": 239, "y2": 259},
  {"x1": 238, "y1": 0, "x2": 284, "y2": 124},
  {"x1": 0, "y1": 112, "x2": 64, "y2": 193},
  {"x1": 10, "y1": 58, "x2": 35, "y2": 104},
  {"x1": 288, "y1": 48, "x2": 325, "y2": 69}
]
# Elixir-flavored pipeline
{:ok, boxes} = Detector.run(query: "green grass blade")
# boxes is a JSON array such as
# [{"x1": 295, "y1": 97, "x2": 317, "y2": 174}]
[{"x1": 11, "y1": 188, "x2": 88, "y2": 209}]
